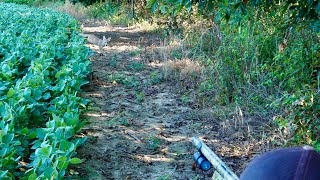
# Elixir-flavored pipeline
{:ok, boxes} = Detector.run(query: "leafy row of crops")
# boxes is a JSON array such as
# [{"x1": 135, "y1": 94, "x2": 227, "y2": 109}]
[{"x1": 0, "y1": 3, "x2": 91, "y2": 179}]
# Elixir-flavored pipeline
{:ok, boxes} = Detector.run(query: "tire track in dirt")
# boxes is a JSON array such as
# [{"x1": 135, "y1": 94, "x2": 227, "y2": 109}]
[{"x1": 72, "y1": 21, "x2": 275, "y2": 180}]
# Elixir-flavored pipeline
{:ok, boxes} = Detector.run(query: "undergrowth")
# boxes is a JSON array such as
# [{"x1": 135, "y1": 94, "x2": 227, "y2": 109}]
[{"x1": 160, "y1": 6, "x2": 320, "y2": 150}]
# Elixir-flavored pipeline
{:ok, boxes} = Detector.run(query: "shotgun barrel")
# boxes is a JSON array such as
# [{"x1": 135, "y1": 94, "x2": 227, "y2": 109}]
[{"x1": 192, "y1": 137, "x2": 239, "y2": 180}]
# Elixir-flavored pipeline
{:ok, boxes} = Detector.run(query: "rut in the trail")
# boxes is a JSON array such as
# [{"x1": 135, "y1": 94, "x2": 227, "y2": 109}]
[{"x1": 73, "y1": 21, "x2": 271, "y2": 180}]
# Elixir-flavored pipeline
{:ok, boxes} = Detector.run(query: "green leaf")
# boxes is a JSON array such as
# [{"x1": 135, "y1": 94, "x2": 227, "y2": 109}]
[
  {"x1": 58, "y1": 161, "x2": 69, "y2": 170},
  {"x1": 28, "y1": 131, "x2": 37, "y2": 139},
  {"x1": 2, "y1": 64, "x2": 10, "y2": 72},
  {"x1": 35, "y1": 146, "x2": 52, "y2": 159},
  {"x1": 7, "y1": 88, "x2": 15, "y2": 98},
  {"x1": 43, "y1": 92, "x2": 51, "y2": 100},
  {"x1": 46, "y1": 120, "x2": 55, "y2": 128},
  {"x1": 43, "y1": 166, "x2": 54, "y2": 179},
  {"x1": 152, "y1": 1, "x2": 158, "y2": 13},
  {"x1": 31, "y1": 141, "x2": 42, "y2": 149},
  {"x1": 69, "y1": 158, "x2": 82, "y2": 164},
  {"x1": 65, "y1": 126, "x2": 75, "y2": 139},
  {"x1": 21, "y1": 128, "x2": 29, "y2": 135},
  {"x1": 0, "y1": 130, "x2": 3, "y2": 142},
  {"x1": 36, "y1": 128, "x2": 46, "y2": 139},
  {"x1": 75, "y1": 137, "x2": 87, "y2": 147},
  {"x1": 23, "y1": 88, "x2": 31, "y2": 98},
  {"x1": 32, "y1": 157, "x2": 41, "y2": 168},
  {"x1": 147, "y1": 0, "x2": 157, "y2": 9},
  {"x1": 65, "y1": 114, "x2": 79, "y2": 127},
  {"x1": 0, "y1": 170, "x2": 8, "y2": 178},
  {"x1": 59, "y1": 170, "x2": 66, "y2": 178},
  {"x1": 68, "y1": 143, "x2": 75, "y2": 152},
  {"x1": 2, "y1": 133, "x2": 14, "y2": 144},
  {"x1": 0, "y1": 148, "x2": 7, "y2": 157},
  {"x1": 33, "y1": 89, "x2": 42, "y2": 100},
  {"x1": 0, "y1": 83, "x2": 7, "y2": 91},
  {"x1": 57, "y1": 156, "x2": 67, "y2": 161},
  {"x1": 52, "y1": 113, "x2": 60, "y2": 121},
  {"x1": 28, "y1": 173, "x2": 37, "y2": 180},
  {"x1": 59, "y1": 140, "x2": 71, "y2": 151}
]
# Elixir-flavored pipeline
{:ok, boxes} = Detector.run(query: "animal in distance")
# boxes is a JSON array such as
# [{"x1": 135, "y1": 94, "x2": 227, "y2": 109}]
[{"x1": 81, "y1": 34, "x2": 111, "y2": 49}]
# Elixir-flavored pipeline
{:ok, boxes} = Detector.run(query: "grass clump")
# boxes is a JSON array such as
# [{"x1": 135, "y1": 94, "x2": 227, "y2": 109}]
[
  {"x1": 127, "y1": 61, "x2": 145, "y2": 71},
  {"x1": 107, "y1": 73, "x2": 140, "y2": 88}
]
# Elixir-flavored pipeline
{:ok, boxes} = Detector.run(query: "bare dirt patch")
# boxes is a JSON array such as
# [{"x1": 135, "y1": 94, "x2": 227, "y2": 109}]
[{"x1": 71, "y1": 21, "x2": 277, "y2": 180}]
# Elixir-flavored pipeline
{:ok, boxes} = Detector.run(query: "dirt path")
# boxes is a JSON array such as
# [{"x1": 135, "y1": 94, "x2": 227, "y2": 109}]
[{"x1": 72, "y1": 21, "x2": 273, "y2": 180}]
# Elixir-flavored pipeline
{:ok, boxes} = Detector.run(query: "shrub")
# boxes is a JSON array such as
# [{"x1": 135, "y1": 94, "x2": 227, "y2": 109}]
[{"x1": 156, "y1": 4, "x2": 319, "y2": 149}]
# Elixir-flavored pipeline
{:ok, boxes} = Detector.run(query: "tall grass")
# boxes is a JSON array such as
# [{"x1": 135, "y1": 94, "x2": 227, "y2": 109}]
[{"x1": 161, "y1": 6, "x2": 319, "y2": 148}]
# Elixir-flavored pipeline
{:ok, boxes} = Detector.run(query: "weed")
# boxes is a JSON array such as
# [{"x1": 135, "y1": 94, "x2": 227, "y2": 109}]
[
  {"x1": 107, "y1": 73, "x2": 126, "y2": 84},
  {"x1": 107, "y1": 73, "x2": 140, "y2": 88},
  {"x1": 40, "y1": 0, "x2": 88, "y2": 19},
  {"x1": 272, "y1": 92, "x2": 320, "y2": 150},
  {"x1": 129, "y1": 48, "x2": 142, "y2": 57},
  {"x1": 198, "y1": 79, "x2": 214, "y2": 93},
  {"x1": 180, "y1": 93, "x2": 190, "y2": 104},
  {"x1": 146, "y1": 136, "x2": 161, "y2": 150},
  {"x1": 123, "y1": 76, "x2": 140, "y2": 88},
  {"x1": 120, "y1": 118, "x2": 130, "y2": 126},
  {"x1": 107, "y1": 74, "x2": 140, "y2": 88},
  {"x1": 84, "y1": 166, "x2": 104, "y2": 179},
  {"x1": 193, "y1": 122, "x2": 202, "y2": 128},
  {"x1": 175, "y1": 151, "x2": 188, "y2": 158},
  {"x1": 102, "y1": 2, "x2": 135, "y2": 25},
  {"x1": 170, "y1": 49, "x2": 183, "y2": 59},
  {"x1": 127, "y1": 61, "x2": 145, "y2": 71},
  {"x1": 133, "y1": 19, "x2": 160, "y2": 32},
  {"x1": 86, "y1": 2, "x2": 108, "y2": 19},
  {"x1": 150, "y1": 71, "x2": 163, "y2": 85},
  {"x1": 156, "y1": 174, "x2": 172, "y2": 180},
  {"x1": 107, "y1": 111, "x2": 134, "y2": 127},
  {"x1": 163, "y1": 59, "x2": 202, "y2": 80},
  {"x1": 135, "y1": 91, "x2": 145, "y2": 102},
  {"x1": 109, "y1": 54, "x2": 119, "y2": 68},
  {"x1": 87, "y1": 106, "x2": 100, "y2": 111}
]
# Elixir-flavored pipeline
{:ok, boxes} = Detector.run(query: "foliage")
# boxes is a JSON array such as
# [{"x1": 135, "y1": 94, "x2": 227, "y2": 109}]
[
  {"x1": 85, "y1": 2, "x2": 135, "y2": 24},
  {"x1": 109, "y1": 54, "x2": 119, "y2": 68},
  {"x1": 0, "y1": 3, "x2": 90, "y2": 179},
  {"x1": 147, "y1": 0, "x2": 319, "y2": 31},
  {"x1": 82, "y1": 0, "x2": 152, "y2": 25},
  {"x1": 150, "y1": 71, "x2": 163, "y2": 85},
  {"x1": 146, "y1": 135, "x2": 161, "y2": 150},
  {"x1": 86, "y1": 2, "x2": 109, "y2": 18},
  {"x1": 135, "y1": 91, "x2": 145, "y2": 102},
  {"x1": 272, "y1": 92, "x2": 320, "y2": 150},
  {"x1": 107, "y1": 73, "x2": 140, "y2": 88},
  {"x1": 191, "y1": 12, "x2": 319, "y2": 147},
  {"x1": 127, "y1": 61, "x2": 146, "y2": 71},
  {"x1": 0, "y1": 0, "x2": 36, "y2": 5},
  {"x1": 71, "y1": 0, "x2": 99, "y2": 6},
  {"x1": 146, "y1": 0, "x2": 319, "y2": 148}
]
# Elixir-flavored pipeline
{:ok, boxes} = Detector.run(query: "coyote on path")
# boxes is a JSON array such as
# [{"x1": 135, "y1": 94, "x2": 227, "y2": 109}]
[{"x1": 81, "y1": 34, "x2": 111, "y2": 49}]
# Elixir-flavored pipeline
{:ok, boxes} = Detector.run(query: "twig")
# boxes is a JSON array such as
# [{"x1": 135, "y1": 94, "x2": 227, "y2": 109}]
[
  {"x1": 125, "y1": 98, "x2": 140, "y2": 105},
  {"x1": 127, "y1": 131, "x2": 141, "y2": 142},
  {"x1": 126, "y1": 107, "x2": 138, "y2": 113}
]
